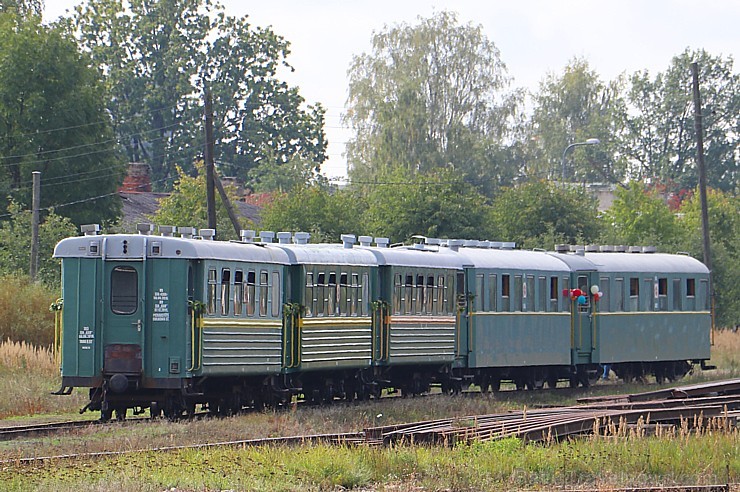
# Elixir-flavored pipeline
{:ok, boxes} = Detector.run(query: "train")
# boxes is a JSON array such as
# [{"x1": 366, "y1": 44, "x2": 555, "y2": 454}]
[{"x1": 52, "y1": 224, "x2": 713, "y2": 420}]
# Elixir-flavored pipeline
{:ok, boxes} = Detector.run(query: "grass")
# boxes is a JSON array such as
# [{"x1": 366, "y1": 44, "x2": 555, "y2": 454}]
[
  {"x1": 0, "y1": 275, "x2": 58, "y2": 347},
  {"x1": 0, "y1": 330, "x2": 738, "y2": 490}
]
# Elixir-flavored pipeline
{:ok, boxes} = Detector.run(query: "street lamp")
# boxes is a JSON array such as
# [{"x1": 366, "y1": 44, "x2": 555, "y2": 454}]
[{"x1": 561, "y1": 138, "x2": 600, "y2": 184}]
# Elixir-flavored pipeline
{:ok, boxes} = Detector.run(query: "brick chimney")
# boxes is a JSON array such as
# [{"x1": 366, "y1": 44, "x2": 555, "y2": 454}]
[{"x1": 120, "y1": 163, "x2": 152, "y2": 192}]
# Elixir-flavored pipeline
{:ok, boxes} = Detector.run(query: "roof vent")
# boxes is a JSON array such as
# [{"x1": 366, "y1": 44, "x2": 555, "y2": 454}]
[
  {"x1": 159, "y1": 225, "x2": 176, "y2": 237},
  {"x1": 448, "y1": 239, "x2": 463, "y2": 252},
  {"x1": 200, "y1": 229, "x2": 215, "y2": 241},
  {"x1": 259, "y1": 231, "x2": 275, "y2": 243},
  {"x1": 240, "y1": 229, "x2": 256, "y2": 243},
  {"x1": 137, "y1": 223, "x2": 154, "y2": 235},
  {"x1": 600, "y1": 245, "x2": 615, "y2": 253},
  {"x1": 502, "y1": 242, "x2": 516, "y2": 250},
  {"x1": 358, "y1": 235, "x2": 373, "y2": 247},
  {"x1": 425, "y1": 237, "x2": 441, "y2": 246},
  {"x1": 642, "y1": 245, "x2": 657, "y2": 254},
  {"x1": 439, "y1": 239, "x2": 449, "y2": 248},
  {"x1": 491, "y1": 241, "x2": 503, "y2": 249},
  {"x1": 81, "y1": 224, "x2": 101, "y2": 236},
  {"x1": 585, "y1": 244, "x2": 599, "y2": 252},
  {"x1": 615, "y1": 245, "x2": 627, "y2": 253},
  {"x1": 629, "y1": 246, "x2": 642, "y2": 253},
  {"x1": 375, "y1": 237, "x2": 389, "y2": 248},
  {"x1": 574, "y1": 246, "x2": 586, "y2": 256},
  {"x1": 179, "y1": 227, "x2": 195, "y2": 239},
  {"x1": 478, "y1": 240, "x2": 490, "y2": 248},
  {"x1": 341, "y1": 234, "x2": 356, "y2": 249},
  {"x1": 294, "y1": 232, "x2": 310, "y2": 245},
  {"x1": 555, "y1": 244, "x2": 569, "y2": 253},
  {"x1": 464, "y1": 240, "x2": 479, "y2": 247},
  {"x1": 277, "y1": 232, "x2": 292, "y2": 244}
]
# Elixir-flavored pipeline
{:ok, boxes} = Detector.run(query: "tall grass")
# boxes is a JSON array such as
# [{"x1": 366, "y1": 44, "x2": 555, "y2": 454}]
[
  {"x1": 0, "y1": 274, "x2": 57, "y2": 347},
  {"x1": 711, "y1": 328, "x2": 740, "y2": 376}
]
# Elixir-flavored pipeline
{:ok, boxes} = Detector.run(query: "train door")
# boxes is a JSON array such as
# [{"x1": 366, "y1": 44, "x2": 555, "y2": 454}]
[
  {"x1": 102, "y1": 261, "x2": 146, "y2": 377},
  {"x1": 572, "y1": 271, "x2": 595, "y2": 364}
]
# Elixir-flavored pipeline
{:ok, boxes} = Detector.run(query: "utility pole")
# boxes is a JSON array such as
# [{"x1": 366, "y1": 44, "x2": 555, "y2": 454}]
[
  {"x1": 204, "y1": 90, "x2": 217, "y2": 232},
  {"x1": 214, "y1": 172, "x2": 243, "y2": 238},
  {"x1": 691, "y1": 62, "x2": 712, "y2": 271},
  {"x1": 29, "y1": 171, "x2": 40, "y2": 280}
]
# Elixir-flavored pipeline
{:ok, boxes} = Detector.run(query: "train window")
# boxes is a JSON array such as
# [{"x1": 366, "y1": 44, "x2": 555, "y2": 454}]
[
  {"x1": 686, "y1": 278, "x2": 696, "y2": 297},
  {"x1": 245, "y1": 271, "x2": 256, "y2": 316},
  {"x1": 415, "y1": 275, "x2": 424, "y2": 314},
  {"x1": 425, "y1": 276, "x2": 434, "y2": 313},
  {"x1": 672, "y1": 279, "x2": 681, "y2": 311},
  {"x1": 234, "y1": 271, "x2": 243, "y2": 316},
  {"x1": 488, "y1": 274, "x2": 497, "y2": 312},
  {"x1": 700, "y1": 279, "x2": 710, "y2": 310},
  {"x1": 437, "y1": 275, "x2": 445, "y2": 315},
  {"x1": 501, "y1": 275, "x2": 510, "y2": 312},
  {"x1": 351, "y1": 273, "x2": 359, "y2": 316},
  {"x1": 514, "y1": 275, "x2": 523, "y2": 311},
  {"x1": 615, "y1": 278, "x2": 624, "y2": 311},
  {"x1": 221, "y1": 269, "x2": 231, "y2": 316},
  {"x1": 538, "y1": 277, "x2": 547, "y2": 312},
  {"x1": 525, "y1": 276, "x2": 535, "y2": 312},
  {"x1": 549, "y1": 276, "x2": 558, "y2": 312},
  {"x1": 340, "y1": 273, "x2": 349, "y2": 316},
  {"x1": 259, "y1": 271, "x2": 268, "y2": 317},
  {"x1": 272, "y1": 272, "x2": 280, "y2": 317},
  {"x1": 599, "y1": 277, "x2": 610, "y2": 312},
  {"x1": 317, "y1": 273, "x2": 326, "y2": 316},
  {"x1": 629, "y1": 277, "x2": 639, "y2": 312},
  {"x1": 447, "y1": 274, "x2": 455, "y2": 314},
  {"x1": 361, "y1": 273, "x2": 369, "y2": 316},
  {"x1": 657, "y1": 278, "x2": 668, "y2": 311},
  {"x1": 111, "y1": 266, "x2": 138, "y2": 315},
  {"x1": 393, "y1": 274, "x2": 402, "y2": 314},
  {"x1": 475, "y1": 275, "x2": 484, "y2": 311},
  {"x1": 304, "y1": 272, "x2": 314, "y2": 317},
  {"x1": 404, "y1": 274, "x2": 414, "y2": 314},
  {"x1": 207, "y1": 268, "x2": 217, "y2": 315},
  {"x1": 328, "y1": 273, "x2": 337, "y2": 315}
]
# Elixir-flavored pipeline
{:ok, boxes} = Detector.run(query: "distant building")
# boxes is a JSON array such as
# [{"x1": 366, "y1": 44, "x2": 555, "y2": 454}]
[{"x1": 117, "y1": 164, "x2": 261, "y2": 233}]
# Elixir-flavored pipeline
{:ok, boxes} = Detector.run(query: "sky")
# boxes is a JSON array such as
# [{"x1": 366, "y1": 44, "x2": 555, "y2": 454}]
[{"x1": 44, "y1": 1, "x2": 740, "y2": 182}]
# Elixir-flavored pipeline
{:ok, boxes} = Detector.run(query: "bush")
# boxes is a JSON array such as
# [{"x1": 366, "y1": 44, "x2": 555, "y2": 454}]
[{"x1": 0, "y1": 275, "x2": 58, "y2": 347}]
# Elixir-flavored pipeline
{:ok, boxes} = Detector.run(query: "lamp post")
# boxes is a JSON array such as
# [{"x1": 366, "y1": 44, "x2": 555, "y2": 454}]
[{"x1": 561, "y1": 138, "x2": 600, "y2": 184}]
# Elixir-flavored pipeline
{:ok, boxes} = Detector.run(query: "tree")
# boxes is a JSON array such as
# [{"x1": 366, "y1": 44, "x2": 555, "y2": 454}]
[
  {"x1": 487, "y1": 181, "x2": 601, "y2": 248},
  {"x1": 150, "y1": 163, "x2": 253, "y2": 241},
  {"x1": 259, "y1": 185, "x2": 364, "y2": 243},
  {"x1": 0, "y1": 0, "x2": 42, "y2": 18},
  {"x1": 526, "y1": 58, "x2": 627, "y2": 184},
  {"x1": 0, "y1": 201, "x2": 77, "y2": 286},
  {"x1": 600, "y1": 182, "x2": 680, "y2": 247},
  {"x1": 344, "y1": 11, "x2": 521, "y2": 197},
  {"x1": 70, "y1": 0, "x2": 326, "y2": 191},
  {"x1": 362, "y1": 167, "x2": 490, "y2": 243},
  {"x1": 623, "y1": 49, "x2": 738, "y2": 193},
  {"x1": 0, "y1": 13, "x2": 124, "y2": 225}
]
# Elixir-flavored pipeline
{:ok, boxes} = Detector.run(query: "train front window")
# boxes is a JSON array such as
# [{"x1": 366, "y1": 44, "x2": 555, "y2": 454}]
[{"x1": 111, "y1": 266, "x2": 138, "y2": 315}]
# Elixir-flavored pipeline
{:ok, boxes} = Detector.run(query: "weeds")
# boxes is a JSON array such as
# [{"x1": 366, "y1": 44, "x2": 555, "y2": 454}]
[{"x1": 0, "y1": 275, "x2": 57, "y2": 347}]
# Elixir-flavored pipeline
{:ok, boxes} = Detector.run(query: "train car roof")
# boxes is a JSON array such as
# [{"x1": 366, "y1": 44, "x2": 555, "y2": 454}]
[
  {"x1": 459, "y1": 247, "x2": 571, "y2": 272},
  {"x1": 363, "y1": 246, "x2": 467, "y2": 269},
  {"x1": 271, "y1": 243, "x2": 379, "y2": 266},
  {"x1": 54, "y1": 234, "x2": 291, "y2": 264},
  {"x1": 584, "y1": 252, "x2": 710, "y2": 274},
  {"x1": 548, "y1": 251, "x2": 709, "y2": 274}
]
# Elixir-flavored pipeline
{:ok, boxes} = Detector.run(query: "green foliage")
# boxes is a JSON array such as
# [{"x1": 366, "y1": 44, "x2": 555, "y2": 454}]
[
  {"x1": 675, "y1": 189, "x2": 740, "y2": 326},
  {"x1": 345, "y1": 11, "x2": 521, "y2": 198},
  {"x1": 526, "y1": 57, "x2": 627, "y2": 184},
  {"x1": 363, "y1": 167, "x2": 490, "y2": 243},
  {"x1": 259, "y1": 185, "x2": 364, "y2": 243},
  {"x1": 488, "y1": 181, "x2": 601, "y2": 247},
  {"x1": 0, "y1": 13, "x2": 124, "y2": 225},
  {"x1": 600, "y1": 183, "x2": 681, "y2": 247},
  {"x1": 150, "y1": 164, "x2": 253, "y2": 241},
  {"x1": 0, "y1": 201, "x2": 77, "y2": 286},
  {"x1": 623, "y1": 49, "x2": 738, "y2": 193},
  {"x1": 0, "y1": 274, "x2": 57, "y2": 346},
  {"x1": 0, "y1": 0, "x2": 42, "y2": 18},
  {"x1": 70, "y1": 0, "x2": 326, "y2": 192}
]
